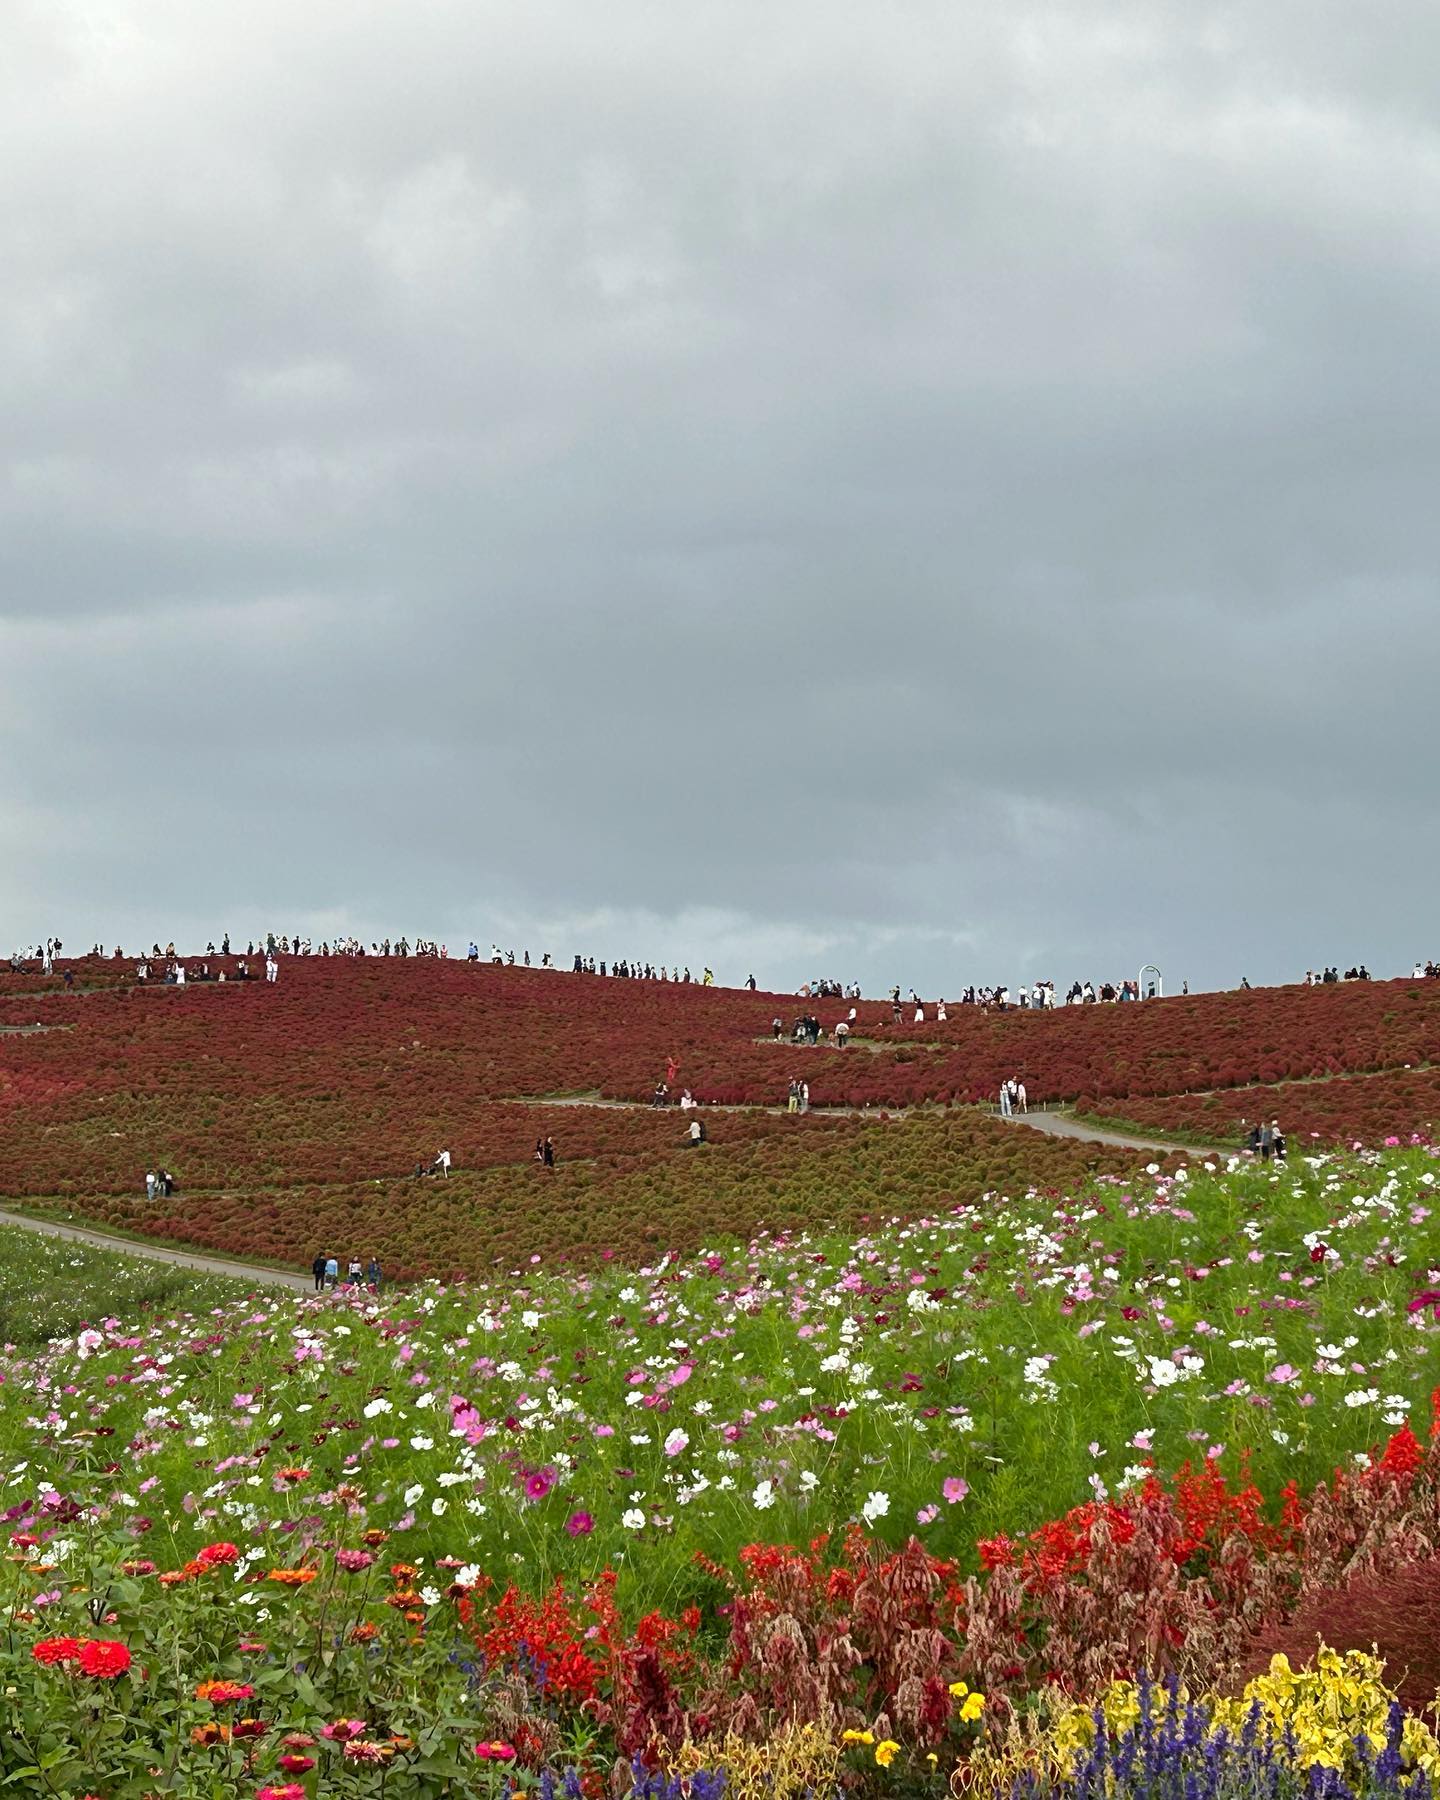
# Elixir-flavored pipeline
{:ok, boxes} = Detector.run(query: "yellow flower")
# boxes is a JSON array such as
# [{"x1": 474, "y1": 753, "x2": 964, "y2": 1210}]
[
  {"x1": 841, "y1": 1729, "x2": 875, "y2": 1746},
  {"x1": 948, "y1": 1680, "x2": 969, "y2": 1698},
  {"x1": 926, "y1": 1752, "x2": 939, "y2": 1766},
  {"x1": 874, "y1": 1739, "x2": 900, "y2": 1769},
  {"x1": 960, "y1": 1692, "x2": 986, "y2": 1724}
]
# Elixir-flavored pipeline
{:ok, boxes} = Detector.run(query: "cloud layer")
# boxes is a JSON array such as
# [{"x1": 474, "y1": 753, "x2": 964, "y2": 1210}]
[{"x1": 3, "y1": 0, "x2": 1436, "y2": 989}]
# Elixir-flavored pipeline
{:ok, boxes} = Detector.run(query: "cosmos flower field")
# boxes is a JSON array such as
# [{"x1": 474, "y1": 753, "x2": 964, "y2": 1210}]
[{"x1": 4, "y1": 1141, "x2": 1440, "y2": 1795}]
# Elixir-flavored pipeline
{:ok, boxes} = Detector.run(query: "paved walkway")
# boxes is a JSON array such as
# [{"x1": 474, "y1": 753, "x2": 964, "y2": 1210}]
[
  {"x1": 0, "y1": 1208, "x2": 310, "y2": 1289},
  {"x1": 996, "y1": 1109, "x2": 1220, "y2": 1156},
  {"x1": 512, "y1": 1091, "x2": 1220, "y2": 1155}
]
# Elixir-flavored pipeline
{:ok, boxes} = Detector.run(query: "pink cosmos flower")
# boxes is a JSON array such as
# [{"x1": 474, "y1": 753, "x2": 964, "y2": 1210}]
[
  {"x1": 523, "y1": 1468, "x2": 556, "y2": 1501},
  {"x1": 566, "y1": 1510, "x2": 594, "y2": 1537},
  {"x1": 916, "y1": 1504, "x2": 939, "y2": 1525},
  {"x1": 942, "y1": 1477, "x2": 969, "y2": 1504}
]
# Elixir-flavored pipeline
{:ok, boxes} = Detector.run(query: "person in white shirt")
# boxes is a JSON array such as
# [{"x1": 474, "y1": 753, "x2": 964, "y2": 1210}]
[
  {"x1": 435, "y1": 1148, "x2": 451, "y2": 1177},
  {"x1": 265, "y1": 957, "x2": 278, "y2": 983}
]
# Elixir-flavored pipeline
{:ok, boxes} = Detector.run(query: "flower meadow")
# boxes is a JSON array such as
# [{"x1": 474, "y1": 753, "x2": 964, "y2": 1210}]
[
  {"x1": 5, "y1": 1146, "x2": 1440, "y2": 1796},
  {"x1": 0, "y1": 1227, "x2": 253, "y2": 1347}
]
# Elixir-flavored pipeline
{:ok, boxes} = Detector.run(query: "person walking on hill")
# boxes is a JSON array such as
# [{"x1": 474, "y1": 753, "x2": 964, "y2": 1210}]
[
  {"x1": 145, "y1": 1169, "x2": 158, "y2": 1201},
  {"x1": 324, "y1": 1255, "x2": 339, "y2": 1288},
  {"x1": 1016, "y1": 1081, "x2": 1028, "y2": 1114},
  {"x1": 998, "y1": 1082, "x2": 1011, "y2": 1117},
  {"x1": 311, "y1": 1252, "x2": 327, "y2": 1292},
  {"x1": 367, "y1": 1256, "x2": 383, "y2": 1292},
  {"x1": 542, "y1": 1136, "x2": 556, "y2": 1168},
  {"x1": 434, "y1": 1148, "x2": 451, "y2": 1178},
  {"x1": 787, "y1": 1079, "x2": 799, "y2": 1114},
  {"x1": 347, "y1": 1255, "x2": 363, "y2": 1286}
]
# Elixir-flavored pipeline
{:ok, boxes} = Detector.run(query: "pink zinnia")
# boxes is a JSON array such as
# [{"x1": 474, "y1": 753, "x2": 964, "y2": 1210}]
[
  {"x1": 565, "y1": 1510, "x2": 594, "y2": 1537},
  {"x1": 335, "y1": 1549, "x2": 374, "y2": 1573}
]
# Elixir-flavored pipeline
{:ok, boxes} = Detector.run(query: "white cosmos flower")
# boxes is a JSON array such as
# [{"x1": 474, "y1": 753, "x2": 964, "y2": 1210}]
[
  {"x1": 431, "y1": 1498, "x2": 447, "y2": 1516},
  {"x1": 621, "y1": 1508, "x2": 646, "y2": 1530},
  {"x1": 861, "y1": 1490, "x2": 890, "y2": 1524},
  {"x1": 752, "y1": 1480, "x2": 776, "y2": 1509},
  {"x1": 403, "y1": 1484, "x2": 424, "y2": 1506}
]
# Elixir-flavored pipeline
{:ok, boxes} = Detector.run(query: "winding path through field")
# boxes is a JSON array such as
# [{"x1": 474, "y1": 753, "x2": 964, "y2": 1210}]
[
  {"x1": 513, "y1": 1090, "x2": 1222, "y2": 1155},
  {"x1": 0, "y1": 1208, "x2": 310, "y2": 1289}
]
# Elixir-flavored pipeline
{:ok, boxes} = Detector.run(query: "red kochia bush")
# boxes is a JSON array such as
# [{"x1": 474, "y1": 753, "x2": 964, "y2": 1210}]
[{"x1": 1234, "y1": 1556, "x2": 1440, "y2": 1712}]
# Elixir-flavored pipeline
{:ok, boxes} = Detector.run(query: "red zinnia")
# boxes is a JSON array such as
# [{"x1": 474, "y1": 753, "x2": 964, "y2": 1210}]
[
  {"x1": 77, "y1": 1639, "x2": 131, "y2": 1678},
  {"x1": 32, "y1": 1636, "x2": 82, "y2": 1666},
  {"x1": 196, "y1": 1541, "x2": 239, "y2": 1569}
]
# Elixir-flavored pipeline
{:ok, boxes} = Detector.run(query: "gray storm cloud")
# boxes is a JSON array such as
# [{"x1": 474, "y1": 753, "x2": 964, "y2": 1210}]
[{"x1": 2, "y1": 0, "x2": 1436, "y2": 990}]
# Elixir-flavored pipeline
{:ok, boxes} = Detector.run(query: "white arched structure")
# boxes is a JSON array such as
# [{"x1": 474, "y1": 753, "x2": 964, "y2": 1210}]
[{"x1": 1139, "y1": 964, "x2": 1162, "y2": 999}]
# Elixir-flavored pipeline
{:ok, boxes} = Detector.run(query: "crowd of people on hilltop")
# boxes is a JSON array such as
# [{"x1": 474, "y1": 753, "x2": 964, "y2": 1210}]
[
  {"x1": 864, "y1": 979, "x2": 1164, "y2": 1017},
  {"x1": 1305, "y1": 967, "x2": 1373, "y2": 984},
  {"x1": 134, "y1": 952, "x2": 277, "y2": 985},
  {"x1": 567, "y1": 956, "x2": 715, "y2": 984}
]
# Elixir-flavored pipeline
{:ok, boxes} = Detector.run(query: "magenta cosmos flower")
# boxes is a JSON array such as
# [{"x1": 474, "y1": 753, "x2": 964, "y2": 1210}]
[{"x1": 565, "y1": 1510, "x2": 594, "y2": 1537}]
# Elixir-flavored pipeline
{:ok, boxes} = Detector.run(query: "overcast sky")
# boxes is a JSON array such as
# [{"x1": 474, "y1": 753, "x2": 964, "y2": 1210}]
[{"x1": 2, "y1": 1, "x2": 1435, "y2": 992}]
